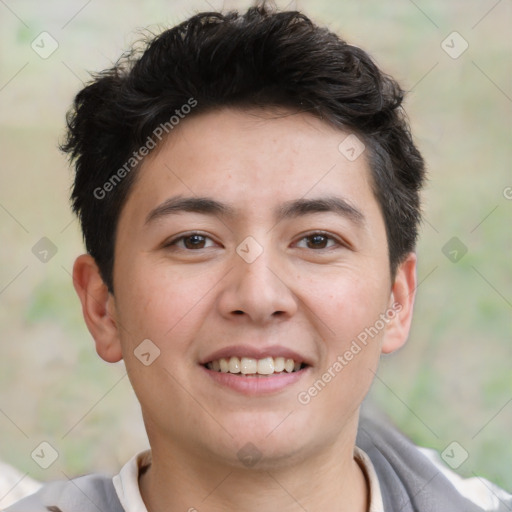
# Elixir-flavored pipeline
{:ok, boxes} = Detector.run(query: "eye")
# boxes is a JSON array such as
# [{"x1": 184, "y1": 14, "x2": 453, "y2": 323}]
[
  {"x1": 167, "y1": 233, "x2": 217, "y2": 250},
  {"x1": 295, "y1": 232, "x2": 339, "y2": 250}
]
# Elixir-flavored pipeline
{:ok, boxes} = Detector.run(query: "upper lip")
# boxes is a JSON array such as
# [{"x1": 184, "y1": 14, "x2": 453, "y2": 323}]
[{"x1": 200, "y1": 345, "x2": 312, "y2": 366}]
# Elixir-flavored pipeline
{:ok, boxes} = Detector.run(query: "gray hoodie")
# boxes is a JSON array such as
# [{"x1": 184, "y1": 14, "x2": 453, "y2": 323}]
[{"x1": 5, "y1": 413, "x2": 511, "y2": 511}]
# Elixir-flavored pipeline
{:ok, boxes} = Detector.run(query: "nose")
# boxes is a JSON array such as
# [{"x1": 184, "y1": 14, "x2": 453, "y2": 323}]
[{"x1": 216, "y1": 245, "x2": 298, "y2": 325}]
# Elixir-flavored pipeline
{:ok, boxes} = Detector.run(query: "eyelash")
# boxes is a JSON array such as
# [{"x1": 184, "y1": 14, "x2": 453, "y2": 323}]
[
  {"x1": 165, "y1": 231, "x2": 343, "y2": 251},
  {"x1": 165, "y1": 232, "x2": 218, "y2": 250}
]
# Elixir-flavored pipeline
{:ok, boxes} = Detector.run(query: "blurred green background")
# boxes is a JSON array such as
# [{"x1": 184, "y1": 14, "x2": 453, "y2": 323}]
[{"x1": 0, "y1": 0, "x2": 510, "y2": 498}]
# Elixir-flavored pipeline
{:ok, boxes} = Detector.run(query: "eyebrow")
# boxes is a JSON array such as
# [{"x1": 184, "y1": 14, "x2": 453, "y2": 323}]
[
  {"x1": 276, "y1": 196, "x2": 365, "y2": 226},
  {"x1": 145, "y1": 195, "x2": 365, "y2": 226},
  {"x1": 145, "y1": 196, "x2": 235, "y2": 225}
]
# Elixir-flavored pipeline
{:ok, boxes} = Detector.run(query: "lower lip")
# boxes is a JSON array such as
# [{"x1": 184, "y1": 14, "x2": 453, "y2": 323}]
[{"x1": 201, "y1": 366, "x2": 309, "y2": 395}]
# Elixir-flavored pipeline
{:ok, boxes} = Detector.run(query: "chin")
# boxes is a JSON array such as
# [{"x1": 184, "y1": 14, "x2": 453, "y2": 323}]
[
  {"x1": 213, "y1": 415, "x2": 310, "y2": 466},
  {"x1": 219, "y1": 436, "x2": 308, "y2": 471}
]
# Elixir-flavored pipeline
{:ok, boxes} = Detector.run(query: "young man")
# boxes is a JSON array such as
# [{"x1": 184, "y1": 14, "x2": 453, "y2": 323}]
[{"x1": 6, "y1": 3, "x2": 511, "y2": 511}]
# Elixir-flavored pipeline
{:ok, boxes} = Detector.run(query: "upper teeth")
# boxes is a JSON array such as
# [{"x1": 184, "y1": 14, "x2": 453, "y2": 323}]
[{"x1": 206, "y1": 356, "x2": 302, "y2": 375}]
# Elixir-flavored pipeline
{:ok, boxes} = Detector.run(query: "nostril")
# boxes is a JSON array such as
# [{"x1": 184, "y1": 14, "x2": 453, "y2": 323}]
[{"x1": 233, "y1": 310, "x2": 244, "y2": 315}]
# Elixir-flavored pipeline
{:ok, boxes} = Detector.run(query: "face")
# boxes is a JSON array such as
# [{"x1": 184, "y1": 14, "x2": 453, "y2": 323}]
[{"x1": 87, "y1": 107, "x2": 415, "y2": 469}]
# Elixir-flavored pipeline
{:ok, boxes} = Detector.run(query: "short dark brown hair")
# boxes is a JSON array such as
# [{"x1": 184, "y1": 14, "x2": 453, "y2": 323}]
[{"x1": 61, "y1": 2, "x2": 425, "y2": 292}]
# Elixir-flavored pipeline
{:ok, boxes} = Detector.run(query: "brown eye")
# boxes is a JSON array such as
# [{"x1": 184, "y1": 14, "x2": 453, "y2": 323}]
[
  {"x1": 183, "y1": 234, "x2": 207, "y2": 249},
  {"x1": 296, "y1": 233, "x2": 337, "y2": 250},
  {"x1": 306, "y1": 234, "x2": 329, "y2": 249},
  {"x1": 167, "y1": 233, "x2": 216, "y2": 250}
]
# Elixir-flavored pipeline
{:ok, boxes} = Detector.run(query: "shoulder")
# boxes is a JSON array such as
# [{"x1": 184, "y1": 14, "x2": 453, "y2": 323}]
[
  {"x1": 357, "y1": 409, "x2": 512, "y2": 511},
  {"x1": 0, "y1": 460, "x2": 41, "y2": 509},
  {"x1": 417, "y1": 447, "x2": 512, "y2": 512},
  {"x1": 3, "y1": 473, "x2": 123, "y2": 512}
]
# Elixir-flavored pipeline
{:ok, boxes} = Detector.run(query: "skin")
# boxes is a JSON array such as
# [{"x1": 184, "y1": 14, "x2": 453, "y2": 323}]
[{"x1": 73, "y1": 107, "x2": 417, "y2": 512}]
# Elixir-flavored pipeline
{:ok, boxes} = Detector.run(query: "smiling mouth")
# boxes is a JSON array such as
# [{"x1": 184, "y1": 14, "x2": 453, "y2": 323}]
[{"x1": 204, "y1": 356, "x2": 308, "y2": 376}]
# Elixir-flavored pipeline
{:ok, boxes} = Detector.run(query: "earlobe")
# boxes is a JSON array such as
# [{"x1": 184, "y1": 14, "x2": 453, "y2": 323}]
[
  {"x1": 381, "y1": 252, "x2": 417, "y2": 355},
  {"x1": 72, "y1": 254, "x2": 123, "y2": 363}
]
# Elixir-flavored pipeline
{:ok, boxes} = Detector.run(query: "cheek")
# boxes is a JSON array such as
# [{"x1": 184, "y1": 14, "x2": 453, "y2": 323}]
[
  {"x1": 113, "y1": 265, "x2": 214, "y2": 401},
  {"x1": 114, "y1": 260, "x2": 217, "y2": 352},
  {"x1": 298, "y1": 276, "x2": 388, "y2": 419},
  {"x1": 297, "y1": 268, "x2": 391, "y2": 411},
  {"x1": 301, "y1": 268, "x2": 390, "y2": 345}
]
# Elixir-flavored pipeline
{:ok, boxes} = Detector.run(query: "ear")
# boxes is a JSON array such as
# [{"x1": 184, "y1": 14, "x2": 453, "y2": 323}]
[
  {"x1": 72, "y1": 254, "x2": 123, "y2": 363},
  {"x1": 381, "y1": 252, "x2": 417, "y2": 354}
]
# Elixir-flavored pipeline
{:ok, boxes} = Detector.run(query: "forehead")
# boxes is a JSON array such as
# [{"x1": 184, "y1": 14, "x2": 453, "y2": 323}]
[{"x1": 124, "y1": 107, "x2": 377, "y2": 221}]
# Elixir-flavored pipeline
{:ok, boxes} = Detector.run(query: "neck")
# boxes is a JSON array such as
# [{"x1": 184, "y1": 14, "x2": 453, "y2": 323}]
[{"x1": 139, "y1": 422, "x2": 369, "y2": 512}]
